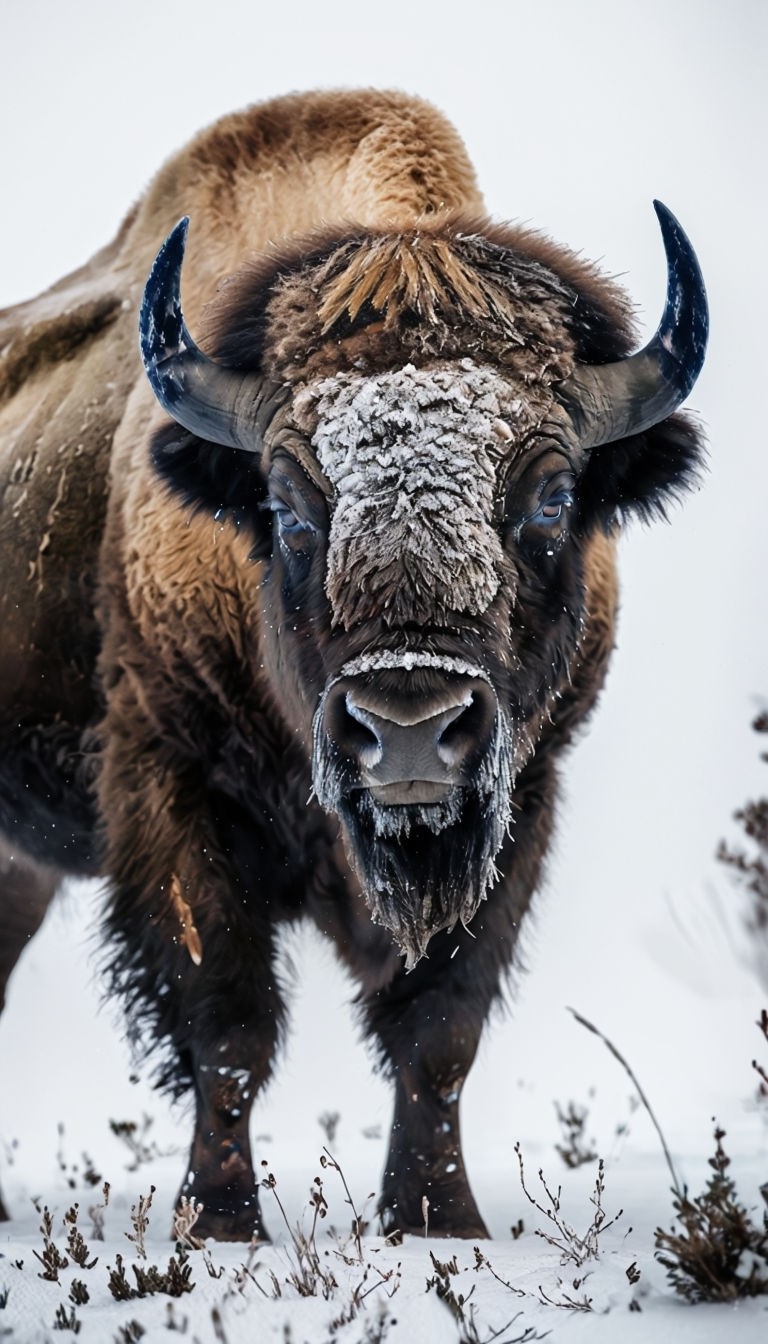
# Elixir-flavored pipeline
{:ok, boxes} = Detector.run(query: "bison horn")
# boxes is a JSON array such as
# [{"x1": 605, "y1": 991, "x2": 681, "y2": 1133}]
[
  {"x1": 559, "y1": 201, "x2": 708, "y2": 449},
  {"x1": 139, "y1": 217, "x2": 282, "y2": 452}
]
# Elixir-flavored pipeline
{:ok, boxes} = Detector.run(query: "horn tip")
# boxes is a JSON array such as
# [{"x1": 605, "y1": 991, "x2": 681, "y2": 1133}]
[
  {"x1": 167, "y1": 215, "x2": 191, "y2": 253},
  {"x1": 652, "y1": 199, "x2": 709, "y2": 395},
  {"x1": 140, "y1": 218, "x2": 192, "y2": 373}
]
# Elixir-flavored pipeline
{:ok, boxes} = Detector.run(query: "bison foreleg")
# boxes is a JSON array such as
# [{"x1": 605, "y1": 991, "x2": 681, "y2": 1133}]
[
  {"x1": 381, "y1": 1057, "x2": 488, "y2": 1240},
  {"x1": 163, "y1": 967, "x2": 283, "y2": 1244},
  {"x1": 362, "y1": 930, "x2": 497, "y2": 1240},
  {"x1": 182, "y1": 1051, "x2": 267, "y2": 1243},
  {"x1": 98, "y1": 703, "x2": 289, "y2": 1242},
  {"x1": 159, "y1": 964, "x2": 282, "y2": 1243}
]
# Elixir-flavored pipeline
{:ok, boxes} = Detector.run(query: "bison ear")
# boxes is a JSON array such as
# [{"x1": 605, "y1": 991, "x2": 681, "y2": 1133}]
[
  {"x1": 151, "y1": 424, "x2": 272, "y2": 557},
  {"x1": 577, "y1": 410, "x2": 706, "y2": 529}
]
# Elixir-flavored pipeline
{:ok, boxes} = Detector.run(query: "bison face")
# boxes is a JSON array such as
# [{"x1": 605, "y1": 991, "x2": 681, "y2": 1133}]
[
  {"x1": 142, "y1": 208, "x2": 707, "y2": 965},
  {"x1": 244, "y1": 356, "x2": 599, "y2": 965},
  {"x1": 273, "y1": 363, "x2": 526, "y2": 963}
]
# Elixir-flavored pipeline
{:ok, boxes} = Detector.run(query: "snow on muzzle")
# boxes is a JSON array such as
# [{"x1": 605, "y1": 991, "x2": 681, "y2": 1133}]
[{"x1": 312, "y1": 652, "x2": 502, "y2": 809}]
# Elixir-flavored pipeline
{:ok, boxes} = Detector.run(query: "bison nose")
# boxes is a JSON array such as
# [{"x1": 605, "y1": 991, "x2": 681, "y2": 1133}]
[{"x1": 323, "y1": 677, "x2": 498, "y2": 796}]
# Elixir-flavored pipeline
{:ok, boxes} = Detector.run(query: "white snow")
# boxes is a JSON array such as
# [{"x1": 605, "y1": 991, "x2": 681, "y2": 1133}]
[
  {"x1": 1, "y1": 894, "x2": 766, "y2": 1342},
  {"x1": 334, "y1": 651, "x2": 492, "y2": 681}
]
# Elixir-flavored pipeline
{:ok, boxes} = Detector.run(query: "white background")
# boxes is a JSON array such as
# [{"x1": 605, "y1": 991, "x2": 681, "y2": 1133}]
[{"x1": 0, "y1": 0, "x2": 766, "y2": 1232}]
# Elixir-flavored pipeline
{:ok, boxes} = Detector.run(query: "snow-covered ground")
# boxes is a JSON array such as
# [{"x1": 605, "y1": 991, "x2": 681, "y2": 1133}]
[
  {"x1": 1, "y1": 1020, "x2": 767, "y2": 1342},
  {"x1": 1, "y1": 0, "x2": 767, "y2": 1339}
]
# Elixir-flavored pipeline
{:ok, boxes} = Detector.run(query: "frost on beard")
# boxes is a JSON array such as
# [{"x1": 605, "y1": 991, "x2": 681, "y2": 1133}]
[{"x1": 312, "y1": 653, "x2": 515, "y2": 969}]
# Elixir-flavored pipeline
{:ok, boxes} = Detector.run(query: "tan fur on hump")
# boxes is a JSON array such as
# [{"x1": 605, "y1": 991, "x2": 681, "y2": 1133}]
[{"x1": 131, "y1": 89, "x2": 485, "y2": 331}]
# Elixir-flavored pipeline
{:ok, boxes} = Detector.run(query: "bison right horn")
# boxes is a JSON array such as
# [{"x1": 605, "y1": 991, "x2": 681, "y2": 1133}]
[
  {"x1": 558, "y1": 201, "x2": 708, "y2": 450},
  {"x1": 139, "y1": 217, "x2": 283, "y2": 452}
]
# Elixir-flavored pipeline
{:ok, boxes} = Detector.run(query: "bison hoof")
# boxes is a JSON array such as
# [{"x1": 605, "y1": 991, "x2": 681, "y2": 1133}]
[
  {"x1": 177, "y1": 1195, "x2": 269, "y2": 1243},
  {"x1": 380, "y1": 1206, "x2": 490, "y2": 1242}
]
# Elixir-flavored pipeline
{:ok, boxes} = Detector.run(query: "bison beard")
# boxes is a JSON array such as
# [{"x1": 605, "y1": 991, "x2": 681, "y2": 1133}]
[{"x1": 312, "y1": 656, "x2": 515, "y2": 967}]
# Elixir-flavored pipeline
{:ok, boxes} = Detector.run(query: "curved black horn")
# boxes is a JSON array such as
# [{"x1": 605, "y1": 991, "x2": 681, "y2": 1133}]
[
  {"x1": 139, "y1": 218, "x2": 279, "y2": 452},
  {"x1": 560, "y1": 201, "x2": 708, "y2": 449}
]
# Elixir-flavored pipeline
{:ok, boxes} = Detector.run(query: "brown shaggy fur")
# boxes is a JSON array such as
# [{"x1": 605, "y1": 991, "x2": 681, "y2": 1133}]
[{"x1": 0, "y1": 88, "x2": 703, "y2": 1242}]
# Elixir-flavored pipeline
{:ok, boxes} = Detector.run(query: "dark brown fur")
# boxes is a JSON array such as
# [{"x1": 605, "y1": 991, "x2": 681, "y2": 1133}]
[{"x1": 0, "y1": 89, "x2": 704, "y2": 1239}]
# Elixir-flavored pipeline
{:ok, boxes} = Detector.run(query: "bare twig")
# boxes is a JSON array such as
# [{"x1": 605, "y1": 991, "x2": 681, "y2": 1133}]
[
  {"x1": 514, "y1": 1145, "x2": 621, "y2": 1266},
  {"x1": 172, "y1": 1196, "x2": 205, "y2": 1250},
  {"x1": 125, "y1": 1186, "x2": 155, "y2": 1260},
  {"x1": 567, "y1": 1008, "x2": 683, "y2": 1197},
  {"x1": 33, "y1": 1204, "x2": 69, "y2": 1283},
  {"x1": 320, "y1": 1147, "x2": 371, "y2": 1261},
  {"x1": 554, "y1": 1099, "x2": 597, "y2": 1169},
  {"x1": 88, "y1": 1182, "x2": 110, "y2": 1241},
  {"x1": 538, "y1": 1281, "x2": 593, "y2": 1312}
]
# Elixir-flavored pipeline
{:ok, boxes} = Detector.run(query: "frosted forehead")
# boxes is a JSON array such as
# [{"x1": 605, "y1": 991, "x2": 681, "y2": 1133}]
[
  {"x1": 304, "y1": 359, "x2": 519, "y2": 475},
  {"x1": 298, "y1": 361, "x2": 523, "y2": 627}
]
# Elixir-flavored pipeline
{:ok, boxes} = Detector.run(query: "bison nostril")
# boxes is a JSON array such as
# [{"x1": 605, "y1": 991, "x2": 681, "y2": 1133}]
[
  {"x1": 344, "y1": 702, "x2": 382, "y2": 766},
  {"x1": 436, "y1": 696, "x2": 476, "y2": 767},
  {"x1": 436, "y1": 686, "x2": 496, "y2": 769},
  {"x1": 325, "y1": 688, "x2": 383, "y2": 766}
]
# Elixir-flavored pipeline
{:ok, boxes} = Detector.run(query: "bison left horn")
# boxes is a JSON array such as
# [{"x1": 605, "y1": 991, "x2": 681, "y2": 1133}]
[
  {"x1": 139, "y1": 217, "x2": 282, "y2": 452},
  {"x1": 559, "y1": 201, "x2": 708, "y2": 449}
]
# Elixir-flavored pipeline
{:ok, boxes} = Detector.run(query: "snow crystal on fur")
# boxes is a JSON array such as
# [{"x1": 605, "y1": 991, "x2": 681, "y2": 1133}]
[
  {"x1": 303, "y1": 361, "x2": 519, "y2": 628},
  {"x1": 336, "y1": 649, "x2": 491, "y2": 682}
]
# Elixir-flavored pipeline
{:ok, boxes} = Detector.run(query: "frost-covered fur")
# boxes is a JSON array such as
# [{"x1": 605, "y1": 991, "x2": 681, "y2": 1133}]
[
  {"x1": 302, "y1": 361, "x2": 520, "y2": 626},
  {"x1": 332, "y1": 650, "x2": 493, "y2": 680}
]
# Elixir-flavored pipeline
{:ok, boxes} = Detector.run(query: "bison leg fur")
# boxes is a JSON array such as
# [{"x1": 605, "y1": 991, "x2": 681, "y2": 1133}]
[
  {"x1": 99, "y1": 705, "x2": 293, "y2": 1242},
  {"x1": 182, "y1": 1034, "x2": 274, "y2": 1244},
  {"x1": 125, "y1": 946, "x2": 284, "y2": 1244},
  {"x1": 362, "y1": 925, "x2": 508, "y2": 1240}
]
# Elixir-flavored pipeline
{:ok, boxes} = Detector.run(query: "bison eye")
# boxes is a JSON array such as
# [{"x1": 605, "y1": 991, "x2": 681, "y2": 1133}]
[
  {"x1": 532, "y1": 489, "x2": 572, "y2": 529},
  {"x1": 526, "y1": 474, "x2": 575, "y2": 529},
  {"x1": 531, "y1": 491, "x2": 573, "y2": 525},
  {"x1": 268, "y1": 499, "x2": 315, "y2": 540}
]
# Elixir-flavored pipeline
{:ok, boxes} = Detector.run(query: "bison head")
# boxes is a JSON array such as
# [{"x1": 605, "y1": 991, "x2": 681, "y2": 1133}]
[{"x1": 140, "y1": 206, "x2": 707, "y2": 965}]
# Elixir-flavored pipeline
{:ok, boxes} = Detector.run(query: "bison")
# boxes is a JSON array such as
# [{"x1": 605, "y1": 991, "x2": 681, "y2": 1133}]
[{"x1": 0, "y1": 89, "x2": 707, "y2": 1240}]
